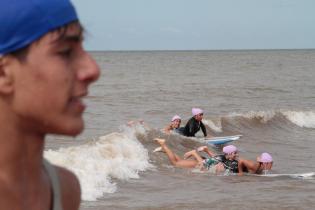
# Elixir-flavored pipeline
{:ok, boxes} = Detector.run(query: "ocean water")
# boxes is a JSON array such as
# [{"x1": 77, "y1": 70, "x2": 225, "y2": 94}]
[{"x1": 45, "y1": 50, "x2": 315, "y2": 210}]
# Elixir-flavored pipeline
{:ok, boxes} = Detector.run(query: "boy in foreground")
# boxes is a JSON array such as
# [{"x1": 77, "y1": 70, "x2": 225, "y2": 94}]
[{"x1": 0, "y1": 0, "x2": 100, "y2": 209}]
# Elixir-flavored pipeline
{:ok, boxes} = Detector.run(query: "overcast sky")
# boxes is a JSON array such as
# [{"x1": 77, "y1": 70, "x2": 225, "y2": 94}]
[{"x1": 72, "y1": 0, "x2": 315, "y2": 51}]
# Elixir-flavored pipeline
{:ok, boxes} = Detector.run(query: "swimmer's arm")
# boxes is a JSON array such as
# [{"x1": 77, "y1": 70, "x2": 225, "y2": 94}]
[
  {"x1": 203, "y1": 148, "x2": 216, "y2": 157},
  {"x1": 238, "y1": 159, "x2": 257, "y2": 175},
  {"x1": 238, "y1": 159, "x2": 245, "y2": 176},
  {"x1": 200, "y1": 122, "x2": 207, "y2": 137},
  {"x1": 198, "y1": 146, "x2": 216, "y2": 157}
]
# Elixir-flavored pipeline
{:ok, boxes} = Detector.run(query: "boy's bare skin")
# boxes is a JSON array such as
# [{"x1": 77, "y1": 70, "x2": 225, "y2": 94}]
[
  {"x1": 154, "y1": 138, "x2": 227, "y2": 173},
  {"x1": 154, "y1": 138, "x2": 203, "y2": 168},
  {"x1": 0, "y1": 22, "x2": 100, "y2": 210},
  {"x1": 238, "y1": 158, "x2": 273, "y2": 176}
]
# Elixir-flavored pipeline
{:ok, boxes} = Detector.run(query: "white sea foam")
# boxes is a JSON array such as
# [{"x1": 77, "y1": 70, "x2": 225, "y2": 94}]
[
  {"x1": 282, "y1": 111, "x2": 315, "y2": 128},
  {"x1": 44, "y1": 125, "x2": 153, "y2": 201},
  {"x1": 229, "y1": 110, "x2": 315, "y2": 128},
  {"x1": 229, "y1": 110, "x2": 276, "y2": 123},
  {"x1": 202, "y1": 119, "x2": 222, "y2": 132}
]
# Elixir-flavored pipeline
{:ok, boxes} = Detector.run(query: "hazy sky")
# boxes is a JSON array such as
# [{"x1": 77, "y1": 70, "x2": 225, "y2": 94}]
[{"x1": 72, "y1": 0, "x2": 315, "y2": 51}]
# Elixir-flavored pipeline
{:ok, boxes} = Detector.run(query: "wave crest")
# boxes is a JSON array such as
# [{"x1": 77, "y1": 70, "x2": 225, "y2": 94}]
[
  {"x1": 44, "y1": 125, "x2": 152, "y2": 201},
  {"x1": 283, "y1": 111, "x2": 315, "y2": 128},
  {"x1": 229, "y1": 110, "x2": 277, "y2": 123}
]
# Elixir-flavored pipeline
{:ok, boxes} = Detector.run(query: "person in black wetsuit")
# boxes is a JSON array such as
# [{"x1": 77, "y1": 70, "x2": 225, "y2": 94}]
[
  {"x1": 214, "y1": 145, "x2": 240, "y2": 173},
  {"x1": 183, "y1": 108, "x2": 207, "y2": 137},
  {"x1": 196, "y1": 145, "x2": 240, "y2": 173}
]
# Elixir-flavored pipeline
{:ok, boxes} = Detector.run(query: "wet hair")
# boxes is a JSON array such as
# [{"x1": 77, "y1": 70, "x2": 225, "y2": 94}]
[
  {"x1": 8, "y1": 45, "x2": 30, "y2": 62},
  {"x1": 9, "y1": 20, "x2": 83, "y2": 62}
]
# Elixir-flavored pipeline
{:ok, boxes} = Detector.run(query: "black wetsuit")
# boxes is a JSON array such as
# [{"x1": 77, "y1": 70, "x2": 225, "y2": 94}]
[
  {"x1": 174, "y1": 127, "x2": 185, "y2": 135},
  {"x1": 182, "y1": 117, "x2": 207, "y2": 137},
  {"x1": 215, "y1": 155, "x2": 239, "y2": 173}
]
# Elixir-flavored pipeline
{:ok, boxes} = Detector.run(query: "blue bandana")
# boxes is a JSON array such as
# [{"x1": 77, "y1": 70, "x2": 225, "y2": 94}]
[{"x1": 0, "y1": 0, "x2": 78, "y2": 55}]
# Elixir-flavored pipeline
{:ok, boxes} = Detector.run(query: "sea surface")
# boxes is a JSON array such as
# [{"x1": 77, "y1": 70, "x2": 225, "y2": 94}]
[{"x1": 45, "y1": 50, "x2": 315, "y2": 210}]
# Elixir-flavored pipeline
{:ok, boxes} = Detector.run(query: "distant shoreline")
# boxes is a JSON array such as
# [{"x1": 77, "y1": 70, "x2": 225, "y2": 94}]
[{"x1": 88, "y1": 48, "x2": 315, "y2": 53}]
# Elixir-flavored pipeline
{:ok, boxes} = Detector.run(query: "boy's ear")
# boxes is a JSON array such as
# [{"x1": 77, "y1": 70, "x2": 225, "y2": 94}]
[{"x1": 0, "y1": 56, "x2": 14, "y2": 94}]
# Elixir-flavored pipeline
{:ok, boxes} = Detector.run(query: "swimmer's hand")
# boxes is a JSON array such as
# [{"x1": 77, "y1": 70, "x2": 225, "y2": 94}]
[
  {"x1": 197, "y1": 146, "x2": 208, "y2": 152},
  {"x1": 154, "y1": 138, "x2": 166, "y2": 145}
]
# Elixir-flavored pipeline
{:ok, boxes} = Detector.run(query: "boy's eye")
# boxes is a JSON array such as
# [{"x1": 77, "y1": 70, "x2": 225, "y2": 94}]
[{"x1": 58, "y1": 48, "x2": 73, "y2": 57}]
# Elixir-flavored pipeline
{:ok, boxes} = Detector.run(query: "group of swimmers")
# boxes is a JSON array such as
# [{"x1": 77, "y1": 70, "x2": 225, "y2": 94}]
[
  {"x1": 157, "y1": 108, "x2": 273, "y2": 176},
  {"x1": 164, "y1": 108, "x2": 209, "y2": 137},
  {"x1": 154, "y1": 138, "x2": 273, "y2": 175}
]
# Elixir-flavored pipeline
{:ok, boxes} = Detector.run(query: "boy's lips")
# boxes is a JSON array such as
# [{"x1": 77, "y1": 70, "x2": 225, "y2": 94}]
[{"x1": 69, "y1": 93, "x2": 87, "y2": 112}]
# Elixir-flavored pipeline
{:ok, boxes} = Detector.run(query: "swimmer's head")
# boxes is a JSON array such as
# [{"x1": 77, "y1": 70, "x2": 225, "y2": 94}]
[
  {"x1": 223, "y1": 145, "x2": 238, "y2": 155},
  {"x1": 171, "y1": 115, "x2": 181, "y2": 128},
  {"x1": 223, "y1": 145, "x2": 238, "y2": 160},
  {"x1": 257, "y1": 152, "x2": 273, "y2": 173},
  {"x1": 0, "y1": 0, "x2": 78, "y2": 56},
  {"x1": 171, "y1": 115, "x2": 181, "y2": 122},
  {"x1": 192, "y1": 108, "x2": 203, "y2": 116},
  {"x1": 192, "y1": 108, "x2": 204, "y2": 121},
  {"x1": 257, "y1": 152, "x2": 273, "y2": 163}
]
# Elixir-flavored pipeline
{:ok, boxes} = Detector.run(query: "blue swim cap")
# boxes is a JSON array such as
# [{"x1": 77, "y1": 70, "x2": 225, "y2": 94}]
[{"x1": 0, "y1": 0, "x2": 78, "y2": 55}]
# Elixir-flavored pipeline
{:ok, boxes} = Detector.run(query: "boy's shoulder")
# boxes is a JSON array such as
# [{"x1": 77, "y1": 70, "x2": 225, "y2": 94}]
[{"x1": 56, "y1": 166, "x2": 81, "y2": 210}]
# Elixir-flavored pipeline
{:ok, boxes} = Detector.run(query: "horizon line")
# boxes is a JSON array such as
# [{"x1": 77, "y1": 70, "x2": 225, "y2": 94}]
[{"x1": 87, "y1": 48, "x2": 315, "y2": 53}]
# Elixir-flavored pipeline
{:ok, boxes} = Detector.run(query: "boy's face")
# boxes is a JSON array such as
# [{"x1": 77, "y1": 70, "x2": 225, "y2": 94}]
[
  {"x1": 226, "y1": 151, "x2": 238, "y2": 160},
  {"x1": 171, "y1": 119, "x2": 181, "y2": 128},
  {"x1": 9, "y1": 23, "x2": 100, "y2": 136},
  {"x1": 194, "y1": 113, "x2": 203, "y2": 122}
]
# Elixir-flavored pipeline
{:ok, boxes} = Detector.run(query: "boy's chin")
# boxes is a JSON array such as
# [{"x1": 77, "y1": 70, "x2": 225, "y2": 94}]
[{"x1": 53, "y1": 120, "x2": 84, "y2": 136}]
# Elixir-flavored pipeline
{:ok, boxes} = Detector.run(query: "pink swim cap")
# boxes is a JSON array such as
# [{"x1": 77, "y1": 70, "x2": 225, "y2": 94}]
[
  {"x1": 258, "y1": 153, "x2": 273, "y2": 163},
  {"x1": 223, "y1": 145, "x2": 237, "y2": 154},
  {"x1": 171, "y1": 115, "x2": 181, "y2": 122},
  {"x1": 192, "y1": 108, "x2": 203, "y2": 116}
]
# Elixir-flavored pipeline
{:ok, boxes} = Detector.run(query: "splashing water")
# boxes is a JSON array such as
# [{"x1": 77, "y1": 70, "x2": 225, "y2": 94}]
[{"x1": 45, "y1": 125, "x2": 153, "y2": 201}]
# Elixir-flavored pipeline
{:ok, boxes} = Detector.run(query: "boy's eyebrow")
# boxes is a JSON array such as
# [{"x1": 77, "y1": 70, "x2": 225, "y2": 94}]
[
  {"x1": 51, "y1": 29, "x2": 84, "y2": 45},
  {"x1": 57, "y1": 32, "x2": 84, "y2": 43},
  {"x1": 62, "y1": 34, "x2": 83, "y2": 43}
]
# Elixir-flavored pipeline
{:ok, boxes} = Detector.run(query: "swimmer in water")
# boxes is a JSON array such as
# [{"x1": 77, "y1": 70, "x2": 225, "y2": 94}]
[
  {"x1": 238, "y1": 152, "x2": 273, "y2": 176},
  {"x1": 163, "y1": 115, "x2": 185, "y2": 135},
  {"x1": 154, "y1": 138, "x2": 205, "y2": 168},
  {"x1": 198, "y1": 145, "x2": 240, "y2": 173},
  {"x1": 182, "y1": 108, "x2": 208, "y2": 137},
  {"x1": 154, "y1": 138, "x2": 223, "y2": 172}
]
